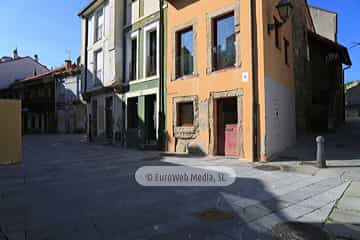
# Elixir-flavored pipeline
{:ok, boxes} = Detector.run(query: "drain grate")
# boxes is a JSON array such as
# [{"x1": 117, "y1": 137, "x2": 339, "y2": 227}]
[
  {"x1": 254, "y1": 165, "x2": 282, "y2": 171},
  {"x1": 193, "y1": 208, "x2": 234, "y2": 223}
]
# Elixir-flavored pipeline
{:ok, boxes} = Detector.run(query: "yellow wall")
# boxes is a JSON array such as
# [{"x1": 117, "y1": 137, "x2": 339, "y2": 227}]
[
  {"x1": 166, "y1": 0, "x2": 296, "y2": 161},
  {"x1": 0, "y1": 100, "x2": 22, "y2": 165},
  {"x1": 166, "y1": 0, "x2": 254, "y2": 160}
]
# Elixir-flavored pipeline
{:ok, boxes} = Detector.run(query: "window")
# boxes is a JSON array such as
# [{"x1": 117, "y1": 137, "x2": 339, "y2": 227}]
[
  {"x1": 144, "y1": 22, "x2": 159, "y2": 78},
  {"x1": 175, "y1": 27, "x2": 194, "y2": 78},
  {"x1": 94, "y1": 50, "x2": 103, "y2": 85},
  {"x1": 284, "y1": 38, "x2": 290, "y2": 66},
  {"x1": 127, "y1": 97, "x2": 138, "y2": 129},
  {"x1": 94, "y1": 9, "x2": 104, "y2": 43},
  {"x1": 177, "y1": 102, "x2": 194, "y2": 127},
  {"x1": 274, "y1": 17, "x2": 281, "y2": 49},
  {"x1": 212, "y1": 12, "x2": 236, "y2": 71},
  {"x1": 129, "y1": 36, "x2": 138, "y2": 81},
  {"x1": 127, "y1": 0, "x2": 139, "y2": 25}
]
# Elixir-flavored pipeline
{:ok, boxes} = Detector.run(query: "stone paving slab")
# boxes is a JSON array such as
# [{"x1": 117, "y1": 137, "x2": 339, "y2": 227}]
[
  {"x1": 337, "y1": 197, "x2": 360, "y2": 212},
  {"x1": 331, "y1": 208, "x2": 360, "y2": 224},
  {"x1": 325, "y1": 181, "x2": 360, "y2": 239}
]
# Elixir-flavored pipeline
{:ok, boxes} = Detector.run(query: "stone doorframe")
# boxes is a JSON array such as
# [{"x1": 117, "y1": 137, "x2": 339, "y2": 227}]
[{"x1": 209, "y1": 89, "x2": 244, "y2": 158}]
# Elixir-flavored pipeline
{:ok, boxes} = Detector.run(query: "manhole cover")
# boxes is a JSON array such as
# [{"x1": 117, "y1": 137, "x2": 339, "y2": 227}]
[
  {"x1": 193, "y1": 208, "x2": 234, "y2": 223},
  {"x1": 254, "y1": 165, "x2": 282, "y2": 171},
  {"x1": 272, "y1": 222, "x2": 330, "y2": 240}
]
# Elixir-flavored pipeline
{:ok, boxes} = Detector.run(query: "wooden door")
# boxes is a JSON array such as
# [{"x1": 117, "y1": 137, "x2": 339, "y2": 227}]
[
  {"x1": 216, "y1": 97, "x2": 238, "y2": 156},
  {"x1": 225, "y1": 124, "x2": 238, "y2": 156}
]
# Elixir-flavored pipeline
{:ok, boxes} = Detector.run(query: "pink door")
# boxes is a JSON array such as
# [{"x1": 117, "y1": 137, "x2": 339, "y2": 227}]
[
  {"x1": 216, "y1": 97, "x2": 239, "y2": 156},
  {"x1": 225, "y1": 124, "x2": 238, "y2": 156}
]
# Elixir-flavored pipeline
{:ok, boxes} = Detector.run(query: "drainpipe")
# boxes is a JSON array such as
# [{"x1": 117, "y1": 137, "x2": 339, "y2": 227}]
[
  {"x1": 84, "y1": 18, "x2": 89, "y2": 99},
  {"x1": 251, "y1": 0, "x2": 259, "y2": 161},
  {"x1": 158, "y1": 0, "x2": 165, "y2": 150}
]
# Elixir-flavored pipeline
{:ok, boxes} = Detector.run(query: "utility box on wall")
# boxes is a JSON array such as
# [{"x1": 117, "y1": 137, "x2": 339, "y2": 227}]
[{"x1": 0, "y1": 100, "x2": 21, "y2": 165}]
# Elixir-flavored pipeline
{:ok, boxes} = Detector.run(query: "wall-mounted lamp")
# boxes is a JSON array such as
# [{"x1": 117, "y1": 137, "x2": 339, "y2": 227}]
[{"x1": 268, "y1": 0, "x2": 294, "y2": 33}]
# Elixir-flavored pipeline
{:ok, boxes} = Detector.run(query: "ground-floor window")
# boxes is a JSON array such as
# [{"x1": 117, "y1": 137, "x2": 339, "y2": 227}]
[{"x1": 177, "y1": 102, "x2": 194, "y2": 127}]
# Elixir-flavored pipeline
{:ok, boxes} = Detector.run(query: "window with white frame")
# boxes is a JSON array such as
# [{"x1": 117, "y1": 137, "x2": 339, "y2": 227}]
[
  {"x1": 127, "y1": 31, "x2": 139, "y2": 82},
  {"x1": 127, "y1": 0, "x2": 139, "y2": 25},
  {"x1": 144, "y1": 22, "x2": 159, "y2": 78},
  {"x1": 94, "y1": 8, "x2": 104, "y2": 43},
  {"x1": 94, "y1": 50, "x2": 103, "y2": 85}
]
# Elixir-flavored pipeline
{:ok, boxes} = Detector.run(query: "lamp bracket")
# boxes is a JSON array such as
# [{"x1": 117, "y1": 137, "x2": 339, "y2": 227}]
[{"x1": 268, "y1": 21, "x2": 284, "y2": 34}]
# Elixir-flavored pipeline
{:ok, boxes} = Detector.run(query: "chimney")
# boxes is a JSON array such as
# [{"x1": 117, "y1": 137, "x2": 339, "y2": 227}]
[
  {"x1": 64, "y1": 60, "x2": 72, "y2": 70},
  {"x1": 13, "y1": 49, "x2": 19, "y2": 59},
  {"x1": 34, "y1": 54, "x2": 39, "y2": 62}
]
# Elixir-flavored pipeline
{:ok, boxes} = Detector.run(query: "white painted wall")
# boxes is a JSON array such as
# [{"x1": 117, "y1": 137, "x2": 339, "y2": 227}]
[
  {"x1": 144, "y1": 0, "x2": 159, "y2": 17},
  {"x1": 0, "y1": 57, "x2": 48, "y2": 89},
  {"x1": 126, "y1": 0, "x2": 140, "y2": 25},
  {"x1": 310, "y1": 7, "x2": 337, "y2": 42},
  {"x1": 265, "y1": 78, "x2": 296, "y2": 158},
  {"x1": 346, "y1": 84, "x2": 360, "y2": 106},
  {"x1": 79, "y1": 0, "x2": 124, "y2": 139},
  {"x1": 81, "y1": 0, "x2": 123, "y2": 92},
  {"x1": 57, "y1": 74, "x2": 81, "y2": 103}
]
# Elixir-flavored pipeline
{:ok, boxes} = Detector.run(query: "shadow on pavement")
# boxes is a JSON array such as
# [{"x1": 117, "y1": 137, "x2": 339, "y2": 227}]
[
  {"x1": 274, "y1": 117, "x2": 360, "y2": 163},
  {"x1": 0, "y1": 135, "x2": 358, "y2": 239}
]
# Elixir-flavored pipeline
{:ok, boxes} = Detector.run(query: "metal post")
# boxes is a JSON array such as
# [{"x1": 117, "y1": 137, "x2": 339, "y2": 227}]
[{"x1": 316, "y1": 136, "x2": 326, "y2": 168}]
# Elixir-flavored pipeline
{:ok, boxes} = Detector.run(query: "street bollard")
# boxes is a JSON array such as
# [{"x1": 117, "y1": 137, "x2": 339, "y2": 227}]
[{"x1": 316, "y1": 136, "x2": 326, "y2": 168}]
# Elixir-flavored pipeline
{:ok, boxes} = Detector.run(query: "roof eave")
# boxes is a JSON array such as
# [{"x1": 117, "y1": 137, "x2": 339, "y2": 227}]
[{"x1": 78, "y1": 0, "x2": 101, "y2": 17}]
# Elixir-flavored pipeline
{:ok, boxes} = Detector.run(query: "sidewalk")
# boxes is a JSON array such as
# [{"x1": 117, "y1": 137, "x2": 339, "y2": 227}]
[
  {"x1": 271, "y1": 117, "x2": 360, "y2": 180},
  {"x1": 325, "y1": 181, "x2": 360, "y2": 240},
  {"x1": 268, "y1": 118, "x2": 360, "y2": 238}
]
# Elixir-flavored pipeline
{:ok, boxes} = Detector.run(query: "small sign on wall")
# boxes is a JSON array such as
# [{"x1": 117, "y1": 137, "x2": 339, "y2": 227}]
[{"x1": 242, "y1": 72, "x2": 249, "y2": 82}]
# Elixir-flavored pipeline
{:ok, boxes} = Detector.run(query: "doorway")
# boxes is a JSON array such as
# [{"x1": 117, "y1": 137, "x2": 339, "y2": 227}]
[
  {"x1": 92, "y1": 100, "x2": 98, "y2": 138},
  {"x1": 105, "y1": 97, "x2": 113, "y2": 139},
  {"x1": 216, "y1": 97, "x2": 238, "y2": 156},
  {"x1": 145, "y1": 94, "x2": 157, "y2": 144}
]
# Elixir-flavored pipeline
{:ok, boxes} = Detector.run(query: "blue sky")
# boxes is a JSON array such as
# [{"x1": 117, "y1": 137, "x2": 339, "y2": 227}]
[
  {"x1": 0, "y1": 0, "x2": 88, "y2": 68},
  {"x1": 0, "y1": 0, "x2": 359, "y2": 82}
]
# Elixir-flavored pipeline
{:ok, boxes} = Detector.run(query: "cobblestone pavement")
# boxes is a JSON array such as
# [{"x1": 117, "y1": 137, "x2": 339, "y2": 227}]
[{"x1": 0, "y1": 135, "x2": 352, "y2": 240}]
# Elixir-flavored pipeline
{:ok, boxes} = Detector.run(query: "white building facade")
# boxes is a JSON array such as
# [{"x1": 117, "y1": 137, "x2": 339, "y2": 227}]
[{"x1": 79, "y1": 0, "x2": 125, "y2": 142}]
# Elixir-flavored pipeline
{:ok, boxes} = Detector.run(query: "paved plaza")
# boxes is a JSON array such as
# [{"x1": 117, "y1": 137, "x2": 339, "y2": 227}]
[{"x1": 0, "y1": 134, "x2": 355, "y2": 239}]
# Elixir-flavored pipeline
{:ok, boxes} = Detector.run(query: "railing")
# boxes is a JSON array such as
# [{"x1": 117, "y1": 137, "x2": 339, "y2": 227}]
[
  {"x1": 175, "y1": 53, "x2": 194, "y2": 78},
  {"x1": 212, "y1": 44, "x2": 236, "y2": 71},
  {"x1": 146, "y1": 55, "x2": 157, "y2": 77}
]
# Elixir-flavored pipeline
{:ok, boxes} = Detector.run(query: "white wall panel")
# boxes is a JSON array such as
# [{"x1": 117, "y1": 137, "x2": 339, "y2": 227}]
[{"x1": 265, "y1": 78, "x2": 296, "y2": 158}]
